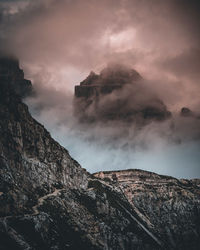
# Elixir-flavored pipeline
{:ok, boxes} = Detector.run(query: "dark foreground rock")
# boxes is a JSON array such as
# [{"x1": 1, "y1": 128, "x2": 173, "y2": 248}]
[
  {"x1": 0, "y1": 56, "x2": 32, "y2": 97},
  {"x1": 0, "y1": 58, "x2": 200, "y2": 249},
  {"x1": 94, "y1": 170, "x2": 200, "y2": 250}
]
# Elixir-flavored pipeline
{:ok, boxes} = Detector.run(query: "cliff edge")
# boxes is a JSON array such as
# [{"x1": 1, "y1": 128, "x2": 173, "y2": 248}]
[{"x1": 0, "y1": 58, "x2": 199, "y2": 250}]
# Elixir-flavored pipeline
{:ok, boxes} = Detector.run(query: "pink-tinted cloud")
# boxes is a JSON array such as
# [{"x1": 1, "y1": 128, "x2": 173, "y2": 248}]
[{"x1": 1, "y1": 0, "x2": 200, "y2": 178}]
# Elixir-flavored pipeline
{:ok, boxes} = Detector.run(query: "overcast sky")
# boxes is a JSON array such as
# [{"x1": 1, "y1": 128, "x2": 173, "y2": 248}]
[{"x1": 1, "y1": 0, "x2": 200, "y2": 178}]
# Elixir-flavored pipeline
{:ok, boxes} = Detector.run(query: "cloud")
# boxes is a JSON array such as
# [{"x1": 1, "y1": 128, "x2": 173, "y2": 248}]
[
  {"x1": 74, "y1": 63, "x2": 171, "y2": 124},
  {"x1": 1, "y1": 0, "x2": 200, "y2": 178},
  {"x1": 159, "y1": 48, "x2": 200, "y2": 81}
]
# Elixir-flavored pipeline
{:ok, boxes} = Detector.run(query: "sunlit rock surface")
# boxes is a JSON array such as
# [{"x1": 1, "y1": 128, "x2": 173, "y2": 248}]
[{"x1": 0, "y1": 58, "x2": 199, "y2": 249}]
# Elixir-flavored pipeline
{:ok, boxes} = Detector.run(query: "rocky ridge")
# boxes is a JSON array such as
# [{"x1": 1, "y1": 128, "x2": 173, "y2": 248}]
[
  {"x1": 0, "y1": 69, "x2": 88, "y2": 216},
  {"x1": 0, "y1": 56, "x2": 32, "y2": 97},
  {"x1": 94, "y1": 170, "x2": 200, "y2": 249},
  {"x1": 0, "y1": 58, "x2": 200, "y2": 249}
]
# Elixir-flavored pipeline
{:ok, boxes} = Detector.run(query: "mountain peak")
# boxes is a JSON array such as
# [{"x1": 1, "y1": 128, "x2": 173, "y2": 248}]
[
  {"x1": 74, "y1": 64, "x2": 170, "y2": 123},
  {"x1": 80, "y1": 64, "x2": 142, "y2": 87},
  {"x1": 99, "y1": 63, "x2": 142, "y2": 84},
  {"x1": 0, "y1": 60, "x2": 199, "y2": 250},
  {"x1": 0, "y1": 56, "x2": 32, "y2": 98}
]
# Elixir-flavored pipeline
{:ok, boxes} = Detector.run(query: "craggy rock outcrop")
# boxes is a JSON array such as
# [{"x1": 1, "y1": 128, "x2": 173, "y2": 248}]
[
  {"x1": 75, "y1": 65, "x2": 142, "y2": 98},
  {"x1": 0, "y1": 59, "x2": 200, "y2": 249},
  {"x1": 180, "y1": 107, "x2": 194, "y2": 117},
  {"x1": 94, "y1": 170, "x2": 200, "y2": 249},
  {"x1": 0, "y1": 57, "x2": 89, "y2": 217},
  {"x1": 0, "y1": 56, "x2": 32, "y2": 97},
  {"x1": 74, "y1": 64, "x2": 171, "y2": 123}
]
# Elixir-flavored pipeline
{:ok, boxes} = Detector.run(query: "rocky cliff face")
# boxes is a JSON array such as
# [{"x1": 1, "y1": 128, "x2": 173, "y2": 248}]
[
  {"x1": 74, "y1": 64, "x2": 171, "y2": 123},
  {"x1": 0, "y1": 57, "x2": 32, "y2": 97},
  {"x1": 0, "y1": 59, "x2": 88, "y2": 217},
  {"x1": 0, "y1": 58, "x2": 200, "y2": 249},
  {"x1": 75, "y1": 65, "x2": 142, "y2": 98},
  {"x1": 94, "y1": 170, "x2": 200, "y2": 249}
]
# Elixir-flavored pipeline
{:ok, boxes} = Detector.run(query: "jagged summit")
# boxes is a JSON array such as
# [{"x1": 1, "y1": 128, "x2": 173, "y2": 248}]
[
  {"x1": 99, "y1": 63, "x2": 142, "y2": 84},
  {"x1": 80, "y1": 71, "x2": 99, "y2": 86},
  {"x1": 74, "y1": 64, "x2": 171, "y2": 123},
  {"x1": 0, "y1": 56, "x2": 32, "y2": 97},
  {"x1": 80, "y1": 64, "x2": 142, "y2": 87},
  {"x1": 0, "y1": 59, "x2": 200, "y2": 249}
]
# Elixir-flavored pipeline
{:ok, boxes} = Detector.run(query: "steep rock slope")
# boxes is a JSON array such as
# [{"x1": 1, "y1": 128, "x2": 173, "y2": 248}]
[
  {"x1": 94, "y1": 170, "x2": 200, "y2": 249},
  {"x1": 0, "y1": 58, "x2": 200, "y2": 249},
  {"x1": 0, "y1": 72, "x2": 88, "y2": 217},
  {"x1": 0, "y1": 58, "x2": 163, "y2": 249}
]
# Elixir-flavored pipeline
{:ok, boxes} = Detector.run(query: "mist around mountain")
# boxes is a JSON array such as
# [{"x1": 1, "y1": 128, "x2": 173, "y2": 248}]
[
  {"x1": 0, "y1": 57, "x2": 200, "y2": 250},
  {"x1": 21, "y1": 61, "x2": 200, "y2": 179},
  {"x1": 0, "y1": 1, "x2": 200, "y2": 249},
  {"x1": 0, "y1": 0, "x2": 200, "y2": 178}
]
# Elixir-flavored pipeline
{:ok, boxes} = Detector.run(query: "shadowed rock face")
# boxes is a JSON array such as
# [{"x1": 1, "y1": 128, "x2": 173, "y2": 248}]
[
  {"x1": 74, "y1": 64, "x2": 171, "y2": 123},
  {"x1": 0, "y1": 60, "x2": 88, "y2": 217},
  {"x1": 0, "y1": 56, "x2": 32, "y2": 97},
  {"x1": 75, "y1": 64, "x2": 141, "y2": 98},
  {"x1": 0, "y1": 59, "x2": 200, "y2": 250}
]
